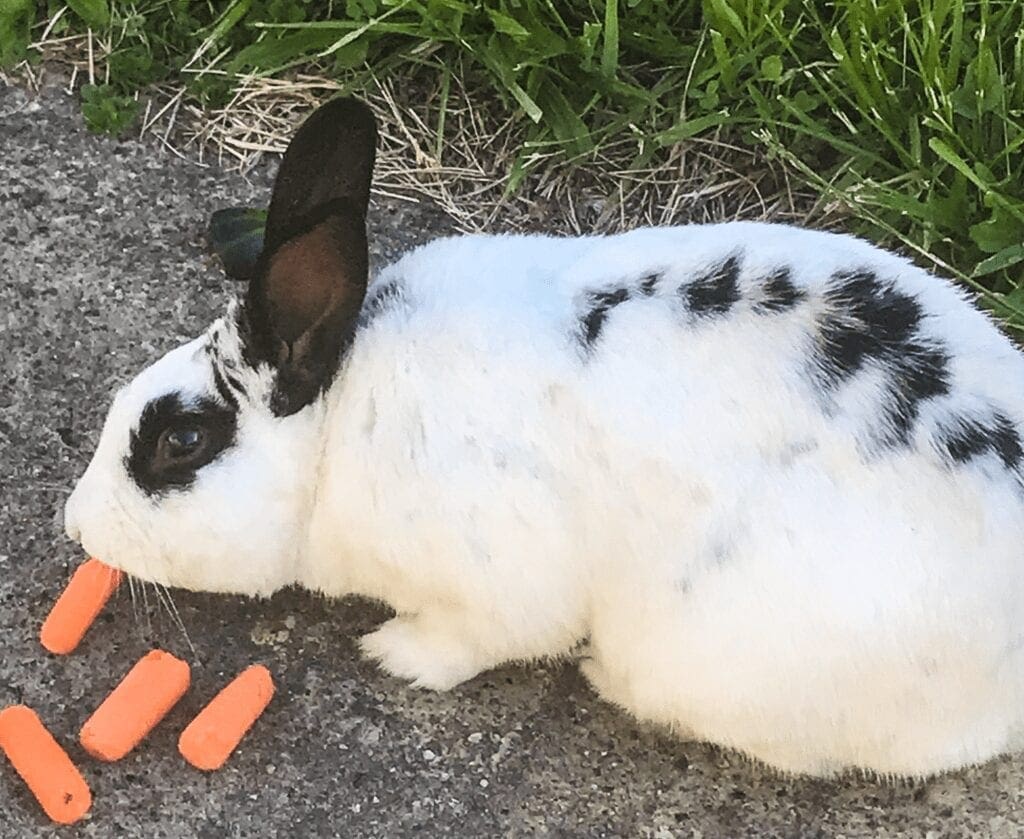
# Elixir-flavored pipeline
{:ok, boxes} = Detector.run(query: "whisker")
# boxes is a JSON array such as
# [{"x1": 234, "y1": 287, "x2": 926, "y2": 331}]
[
  {"x1": 156, "y1": 583, "x2": 200, "y2": 663},
  {"x1": 103, "y1": 494, "x2": 188, "y2": 651},
  {"x1": 152, "y1": 583, "x2": 175, "y2": 635},
  {"x1": 126, "y1": 574, "x2": 140, "y2": 625},
  {"x1": 140, "y1": 581, "x2": 154, "y2": 637},
  {"x1": 151, "y1": 581, "x2": 170, "y2": 619},
  {"x1": 150, "y1": 581, "x2": 171, "y2": 630}
]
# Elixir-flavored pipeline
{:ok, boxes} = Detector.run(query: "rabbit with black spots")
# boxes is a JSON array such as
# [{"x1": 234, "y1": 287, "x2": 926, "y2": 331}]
[{"x1": 65, "y1": 99, "x2": 1024, "y2": 777}]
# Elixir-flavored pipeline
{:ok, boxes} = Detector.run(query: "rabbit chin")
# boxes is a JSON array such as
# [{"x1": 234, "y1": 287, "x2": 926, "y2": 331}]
[{"x1": 65, "y1": 468, "x2": 303, "y2": 597}]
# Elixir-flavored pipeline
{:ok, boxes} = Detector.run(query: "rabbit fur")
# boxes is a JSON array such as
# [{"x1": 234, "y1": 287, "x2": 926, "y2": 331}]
[{"x1": 65, "y1": 99, "x2": 1024, "y2": 777}]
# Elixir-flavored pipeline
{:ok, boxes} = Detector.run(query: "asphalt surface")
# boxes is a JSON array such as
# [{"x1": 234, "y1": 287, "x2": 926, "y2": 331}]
[{"x1": 3, "y1": 80, "x2": 1024, "y2": 838}]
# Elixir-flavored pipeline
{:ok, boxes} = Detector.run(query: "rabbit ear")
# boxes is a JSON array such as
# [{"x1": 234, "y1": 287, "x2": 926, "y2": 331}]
[
  {"x1": 263, "y1": 98, "x2": 376, "y2": 252},
  {"x1": 244, "y1": 98, "x2": 377, "y2": 416}
]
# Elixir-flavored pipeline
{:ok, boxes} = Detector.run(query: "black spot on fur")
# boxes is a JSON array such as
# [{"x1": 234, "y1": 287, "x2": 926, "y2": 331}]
[
  {"x1": 358, "y1": 278, "x2": 404, "y2": 328},
  {"x1": 224, "y1": 371, "x2": 244, "y2": 392},
  {"x1": 683, "y1": 255, "x2": 741, "y2": 316},
  {"x1": 639, "y1": 273, "x2": 660, "y2": 296},
  {"x1": 943, "y1": 412, "x2": 1023, "y2": 471},
  {"x1": 817, "y1": 270, "x2": 922, "y2": 383},
  {"x1": 883, "y1": 343, "x2": 950, "y2": 444},
  {"x1": 126, "y1": 393, "x2": 237, "y2": 496},
  {"x1": 580, "y1": 287, "x2": 631, "y2": 349},
  {"x1": 211, "y1": 365, "x2": 240, "y2": 410},
  {"x1": 710, "y1": 540, "x2": 733, "y2": 565},
  {"x1": 206, "y1": 341, "x2": 244, "y2": 409},
  {"x1": 778, "y1": 438, "x2": 819, "y2": 467},
  {"x1": 815, "y1": 270, "x2": 950, "y2": 448},
  {"x1": 756, "y1": 267, "x2": 805, "y2": 313}
]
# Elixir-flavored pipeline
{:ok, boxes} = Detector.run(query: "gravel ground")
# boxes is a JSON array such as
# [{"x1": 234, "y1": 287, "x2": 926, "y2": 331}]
[{"x1": 2, "y1": 79, "x2": 1024, "y2": 838}]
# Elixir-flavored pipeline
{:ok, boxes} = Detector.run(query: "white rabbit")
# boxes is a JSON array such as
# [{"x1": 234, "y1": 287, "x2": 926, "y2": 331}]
[{"x1": 65, "y1": 99, "x2": 1024, "y2": 778}]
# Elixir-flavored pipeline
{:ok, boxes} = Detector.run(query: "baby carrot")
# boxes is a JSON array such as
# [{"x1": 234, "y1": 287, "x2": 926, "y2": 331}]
[
  {"x1": 179, "y1": 665, "x2": 275, "y2": 771},
  {"x1": 0, "y1": 705, "x2": 92, "y2": 825},
  {"x1": 41, "y1": 558, "x2": 122, "y2": 655},
  {"x1": 79, "y1": 650, "x2": 190, "y2": 762}
]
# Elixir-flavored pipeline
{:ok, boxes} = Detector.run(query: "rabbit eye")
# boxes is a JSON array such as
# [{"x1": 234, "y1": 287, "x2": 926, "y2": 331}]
[
  {"x1": 129, "y1": 393, "x2": 237, "y2": 495},
  {"x1": 160, "y1": 426, "x2": 206, "y2": 459}
]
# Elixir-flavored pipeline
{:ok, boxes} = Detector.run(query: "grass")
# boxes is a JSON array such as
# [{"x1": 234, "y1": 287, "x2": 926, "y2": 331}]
[{"x1": 3, "y1": 1, "x2": 1024, "y2": 330}]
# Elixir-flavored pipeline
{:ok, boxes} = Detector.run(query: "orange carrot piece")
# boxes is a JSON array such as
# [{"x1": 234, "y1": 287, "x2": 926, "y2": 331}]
[
  {"x1": 41, "y1": 558, "x2": 122, "y2": 655},
  {"x1": 79, "y1": 650, "x2": 190, "y2": 762},
  {"x1": 179, "y1": 665, "x2": 275, "y2": 771},
  {"x1": 0, "y1": 705, "x2": 92, "y2": 825}
]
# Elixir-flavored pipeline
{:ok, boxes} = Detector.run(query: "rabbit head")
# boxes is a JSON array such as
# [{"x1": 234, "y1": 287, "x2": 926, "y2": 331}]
[{"x1": 64, "y1": 98, "x2": 377, "y2": 595}]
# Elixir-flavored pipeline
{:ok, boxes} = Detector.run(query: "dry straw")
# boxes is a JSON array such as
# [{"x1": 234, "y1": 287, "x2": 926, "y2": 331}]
[{"x1": 4, "y1": 15, "x2": 841, "y2": 236}]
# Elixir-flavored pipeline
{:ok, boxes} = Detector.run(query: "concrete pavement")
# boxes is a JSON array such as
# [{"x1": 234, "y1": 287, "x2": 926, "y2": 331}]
[{"x1": 2, "y1": 80, "x2": 1023, "y2": 837}]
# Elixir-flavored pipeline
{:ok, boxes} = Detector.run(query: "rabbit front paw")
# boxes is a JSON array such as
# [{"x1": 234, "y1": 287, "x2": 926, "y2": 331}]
[{"x1": 359, "y1": 616, "x2": 487, "y2": 690}]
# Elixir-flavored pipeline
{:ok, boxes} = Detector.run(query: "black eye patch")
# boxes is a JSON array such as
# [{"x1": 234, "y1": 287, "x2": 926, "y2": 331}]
[{"x1": 126, "y1": 392, "x2": 238, "y2": 496}]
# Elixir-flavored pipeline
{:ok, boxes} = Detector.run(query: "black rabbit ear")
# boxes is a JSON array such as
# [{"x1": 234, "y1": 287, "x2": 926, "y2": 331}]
[
  {"x1": 243, "y1": 97, "x2": 377, "y2": 417},
  {"x1": 263, "y1": 97, "x2": 376, "y2": 253}
]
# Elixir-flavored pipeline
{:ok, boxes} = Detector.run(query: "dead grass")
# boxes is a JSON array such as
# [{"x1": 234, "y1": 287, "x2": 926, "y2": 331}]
[{"x1": 3, "y1": 21, "x2": 842, "y2": 236}]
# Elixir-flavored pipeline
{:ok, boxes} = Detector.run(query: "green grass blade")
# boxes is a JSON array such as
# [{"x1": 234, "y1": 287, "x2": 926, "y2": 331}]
[{"x1": 601, "y1": 0, "x2": 618, "y2": 79}]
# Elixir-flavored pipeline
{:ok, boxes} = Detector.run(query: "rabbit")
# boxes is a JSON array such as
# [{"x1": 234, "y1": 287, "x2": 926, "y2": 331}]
[{"x1": 63, "y1": 97, "x2": 1024, "y2": 779}]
